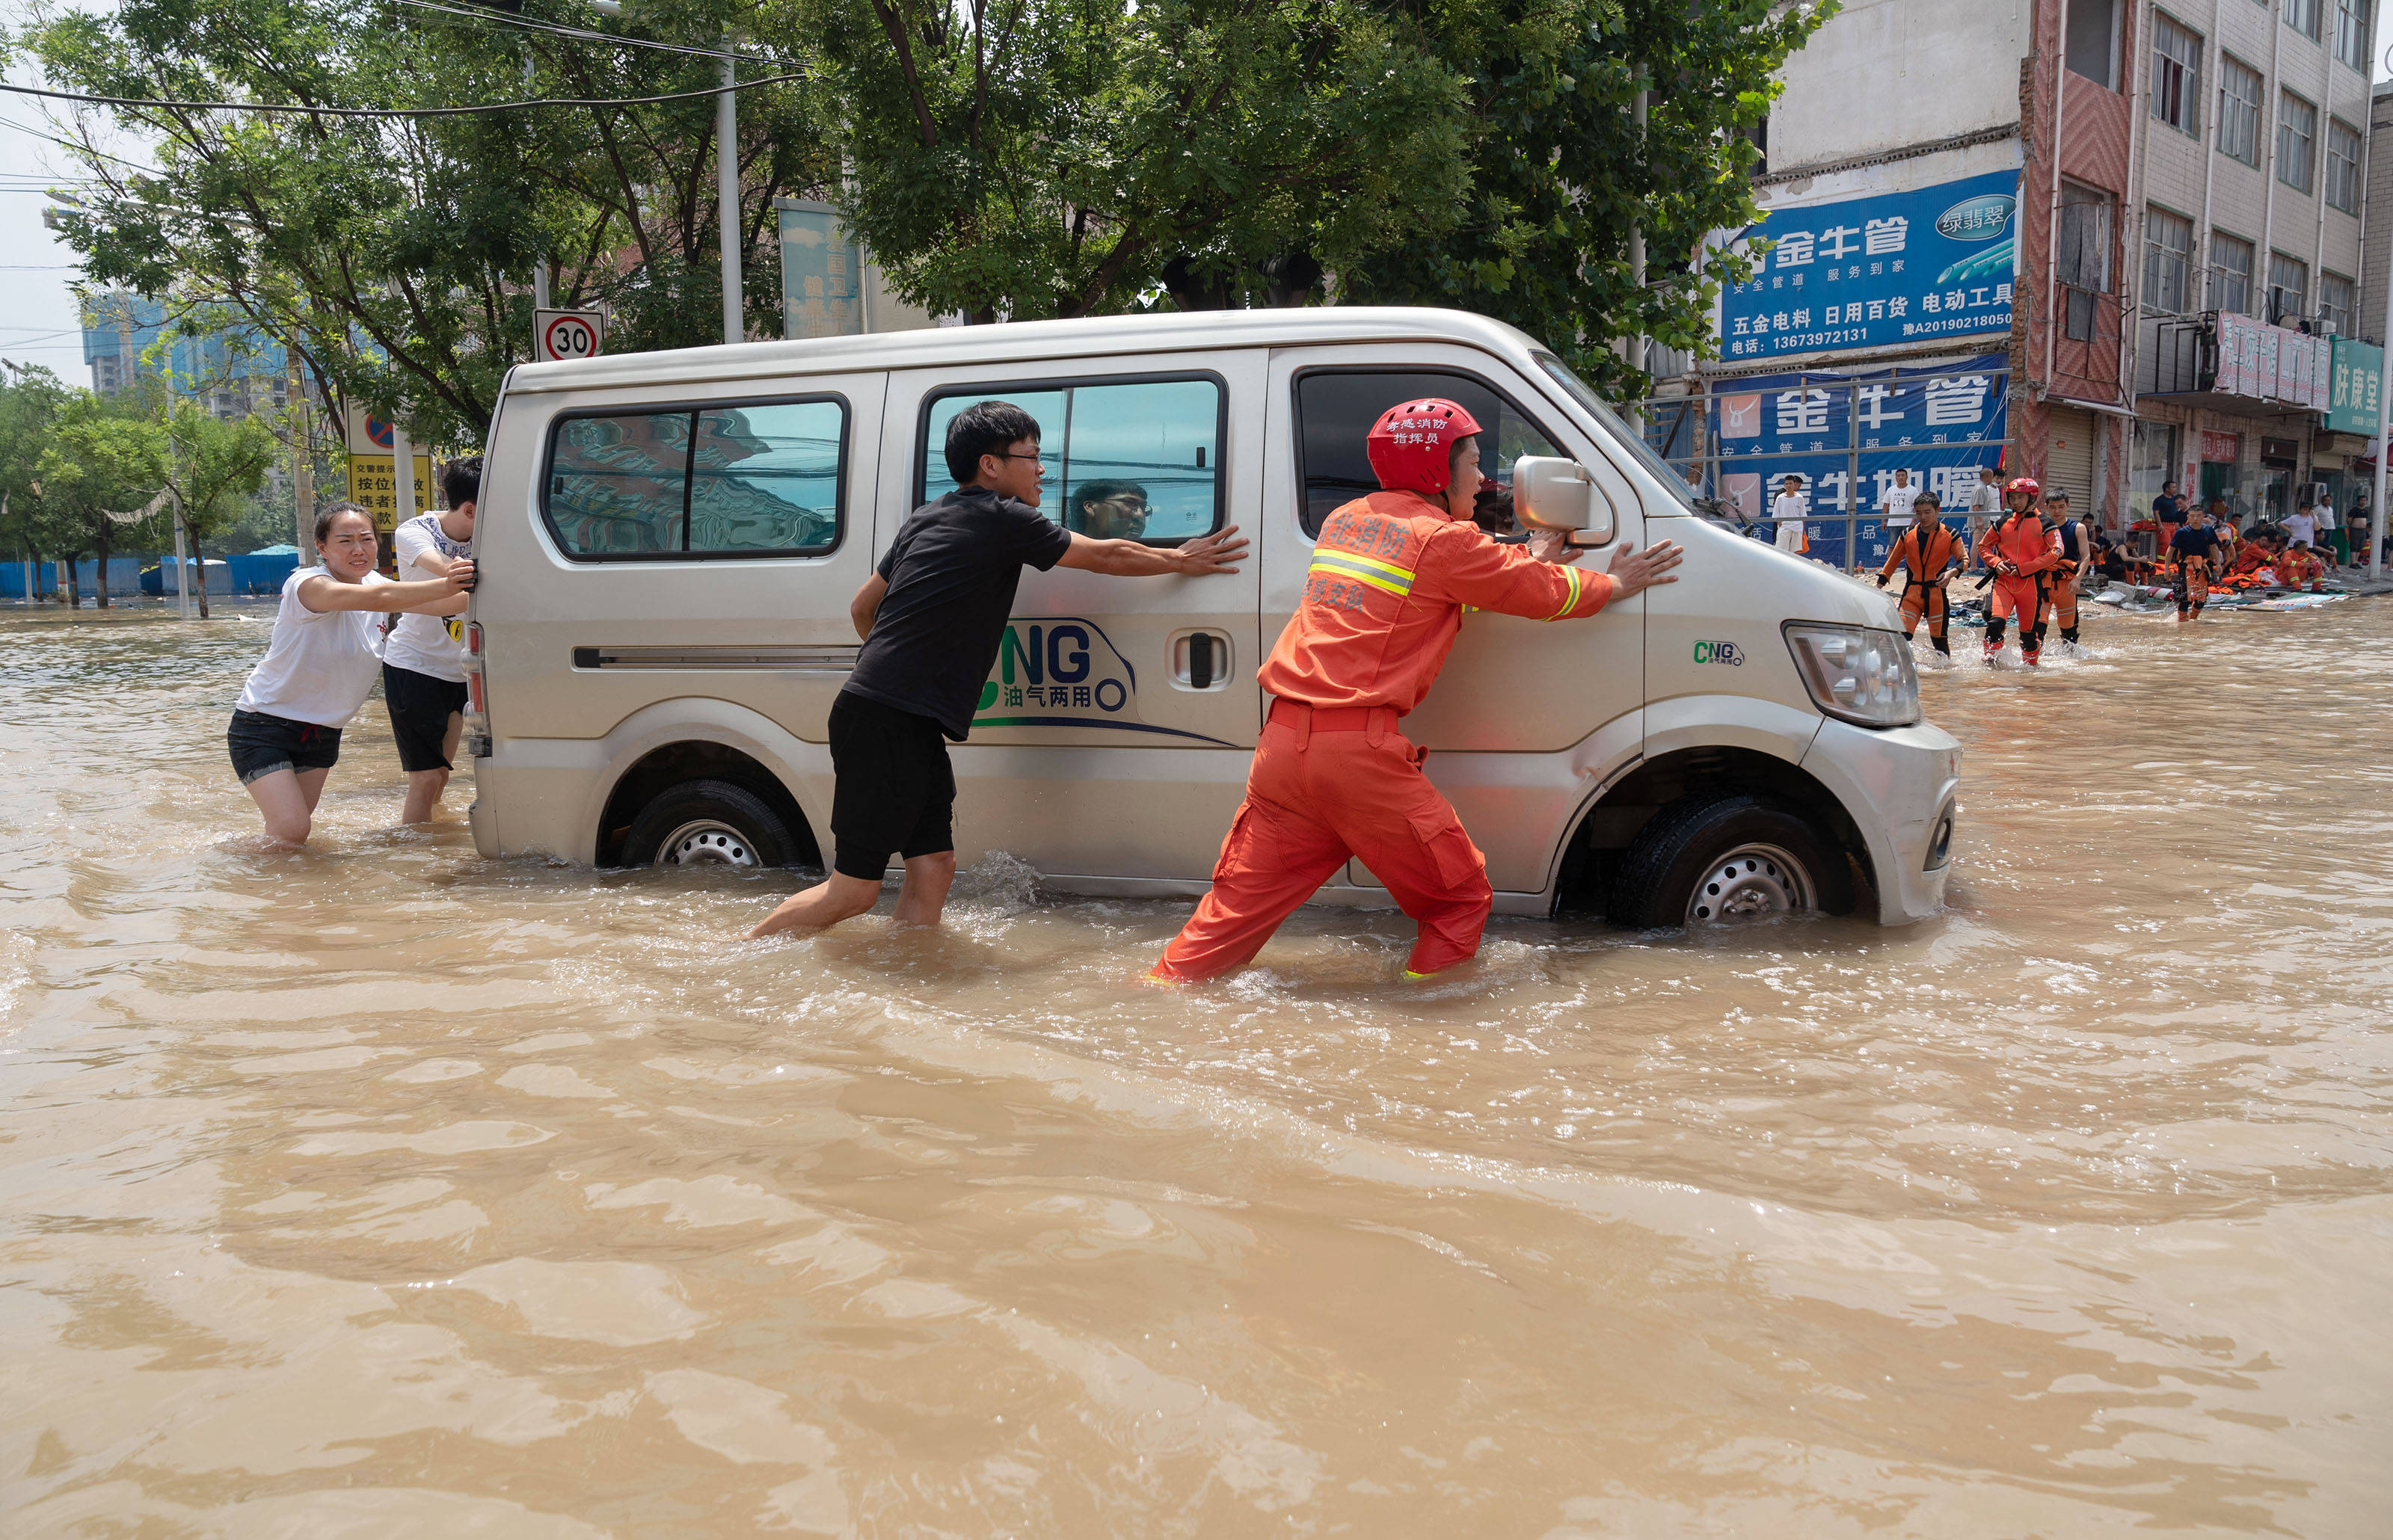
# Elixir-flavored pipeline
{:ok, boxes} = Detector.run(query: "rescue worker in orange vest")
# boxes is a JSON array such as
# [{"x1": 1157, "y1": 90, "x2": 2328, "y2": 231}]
[
  {"x1": 1152, "y1": 398, "x2": 1686, "y2": 982},
  {"x1": 1976, "y1": 476, "x2": 2062, "y2": 665},
  {"x1": 1876, "y1": 488, "x2": 1962, "y2": 656},
  {"x1": 2039, "y1": 488, "x2": 2090, "y2": 647}
]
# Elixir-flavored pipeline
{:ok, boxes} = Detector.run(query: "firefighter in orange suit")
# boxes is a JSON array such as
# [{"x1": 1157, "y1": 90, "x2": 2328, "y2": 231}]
[
  {"x1": 1876, "y1": 489, "x2": 1963, "y2": 656},
  {"x1": 1152, "y1": 399, "x2": 1686, "y2": 982},
  {"x1": 2039, "y1": 488, "x2": 2089, "y2": 645},
  {"x1": 1976, "y1": 476, "x2": 2062, "y2": 665}
]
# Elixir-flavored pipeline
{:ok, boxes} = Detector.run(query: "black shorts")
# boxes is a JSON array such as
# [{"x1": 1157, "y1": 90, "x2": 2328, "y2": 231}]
[
  {"x1": 227, "y1": 709, "x2": 342, "y2": 785},
  {"x1": 382, "y1": 663, "x2": 470, "y2": 772},
  {"x1": 829, "y1": 690, "x2": 956, "y2": 881}
]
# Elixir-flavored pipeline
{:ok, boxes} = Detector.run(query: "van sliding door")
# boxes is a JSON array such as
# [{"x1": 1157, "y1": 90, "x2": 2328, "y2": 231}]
[{"x1": 876, "y1": 354, "x2": 1265, "y2": 882}]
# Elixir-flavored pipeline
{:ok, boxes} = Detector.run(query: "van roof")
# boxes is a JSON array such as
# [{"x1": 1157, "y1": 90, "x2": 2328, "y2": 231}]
[{"x1": 503, "y1": 306, "x2": 1555, "y2": 395}]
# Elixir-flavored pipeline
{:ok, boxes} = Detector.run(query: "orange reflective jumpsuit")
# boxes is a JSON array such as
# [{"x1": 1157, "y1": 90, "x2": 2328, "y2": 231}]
[
  {"x1": 1976, "y1": 511, "x2": 2062, "y2": 661},
  {"x1": 2041, "y1": 517, "x2": 2088, "y2": 641},
  {"x1": 1877, "y1": 520, "x2": 1962, "y2": 653},
  {"x1": 1154, "y1": 490, "x2": 1612, "y2": 981}
]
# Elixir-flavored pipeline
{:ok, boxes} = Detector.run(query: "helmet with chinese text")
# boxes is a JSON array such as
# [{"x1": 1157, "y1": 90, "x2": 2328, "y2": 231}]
[
  {"x1": 2005, "y1": 476, "x2": 2041, "y2": 506},
  {"x1": 1366, "y1": 398, "x2": 1484, "y2": 499}
]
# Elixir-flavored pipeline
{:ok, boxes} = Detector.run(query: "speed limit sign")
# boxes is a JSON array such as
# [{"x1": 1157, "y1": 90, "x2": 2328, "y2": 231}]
[{"x1": 535, "y1": 308, "x2": 606, "y2": 363}]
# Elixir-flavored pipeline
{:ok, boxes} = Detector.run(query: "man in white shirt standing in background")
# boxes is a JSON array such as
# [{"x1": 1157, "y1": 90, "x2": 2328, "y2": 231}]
[
  {"x1": 381, "y1": 457, "x2": 479, "y2": 825},
  {"x1": 1967, "y1": 464, "x2": 2003, "y2": 543},
  {"x1": 1770, "y1": 472, "x2": 1809, "y2": 554},
  {"x1": 1877, "y1": 466, "x2": 1923, "y2": 526},
  {"x1": 2285, "y1": 496, "x2": 2318, "y2": 551}
]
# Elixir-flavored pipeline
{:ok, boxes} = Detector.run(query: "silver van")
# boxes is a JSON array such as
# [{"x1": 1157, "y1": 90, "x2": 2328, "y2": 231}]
[{"x1": 462, "y1": 308, "x2": 1960, "y2": 928}]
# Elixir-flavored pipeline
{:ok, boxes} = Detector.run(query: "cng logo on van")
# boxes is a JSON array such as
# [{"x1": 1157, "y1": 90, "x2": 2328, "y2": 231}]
[
  {"x1": 974, "y1": 617, "x2": 1235, "y2": 746},
  {"x1": 1692, "y1": 639, "x2": 1745, "y2": 666}
]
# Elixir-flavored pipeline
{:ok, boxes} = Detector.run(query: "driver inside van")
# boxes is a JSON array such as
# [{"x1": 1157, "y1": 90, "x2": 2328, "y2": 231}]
[
  {"x1": 1151, "y1": 398, "x2": 1685, "y2": 983},
  {"x1": 1068, "y1": 480, "x2": 1151, "y2": 541},
  {"x1": 746, "y1": 401, "x2": 1248, "y2": 939}
]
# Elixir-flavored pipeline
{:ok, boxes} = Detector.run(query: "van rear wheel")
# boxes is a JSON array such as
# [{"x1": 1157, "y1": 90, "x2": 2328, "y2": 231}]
[
  {"x1": 622, "y1": 780, "x2": 799, "y2": 869},
  {"x1": 1607, "y1": 793, "x2": 1850, "y2": 929}
]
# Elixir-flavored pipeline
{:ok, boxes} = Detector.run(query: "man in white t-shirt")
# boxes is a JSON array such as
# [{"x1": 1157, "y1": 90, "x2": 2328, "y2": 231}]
[
  {"x1": 1877, "y1": 467, "x2": 1923, "y2": 525},
  {"x1": 1770, "y1": 473, "x2": 1809, "y2": 553},
  {"x1": 1967, "y1": 465, "x2": 2003, "y2": 541},
  {"x1": 381, "y1": 457, "x2": 479, "y2": 824},
  {"x1": 2285, "y1": 499, "x2": 2317, "y2": 549}
]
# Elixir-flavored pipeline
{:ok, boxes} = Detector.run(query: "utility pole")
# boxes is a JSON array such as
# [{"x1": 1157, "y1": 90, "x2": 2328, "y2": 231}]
[
  {"x1": 1625, "y1": 85, "x2": 1648, "y2": 426},
  {"x1": 718, "y1": 37, "x2": 743, "y2": 345},
  {"x1": 288, "y1": 351, "x2": 314, "y2": 564},
  {"x1": 392, "y1": 419, "x2": 415, "y2": 564}
]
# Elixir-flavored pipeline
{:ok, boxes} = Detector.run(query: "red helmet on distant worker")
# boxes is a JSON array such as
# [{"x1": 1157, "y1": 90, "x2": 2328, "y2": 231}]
[{"x1": 1367, "y1": 398, "x2": 1484, "y2": 498}]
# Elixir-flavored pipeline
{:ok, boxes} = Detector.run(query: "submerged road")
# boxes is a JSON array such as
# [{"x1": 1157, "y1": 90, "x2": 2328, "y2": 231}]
[{"x1": 1, "y1": 599, "x2": 2388, "y2": 1536}]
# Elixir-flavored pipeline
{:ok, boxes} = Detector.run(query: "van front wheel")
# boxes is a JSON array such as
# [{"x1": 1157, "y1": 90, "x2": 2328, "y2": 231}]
[
  {"x1": 622, "y1": 780, "x2": 799, "y2": 869},
  {"x1": 1607, "y1": 793, "x2": 1850, "y2": 929}
]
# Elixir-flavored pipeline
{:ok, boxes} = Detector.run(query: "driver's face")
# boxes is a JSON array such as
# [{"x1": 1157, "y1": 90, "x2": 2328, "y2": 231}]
[{"x1": 1082, "y1": 493, "x2": 1149, "y2": 541}]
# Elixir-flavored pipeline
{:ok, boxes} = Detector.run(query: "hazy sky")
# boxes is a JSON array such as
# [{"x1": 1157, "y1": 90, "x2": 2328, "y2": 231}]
[{"x1": 7, "y1": 2, "x2": 2393, "y2": 389}]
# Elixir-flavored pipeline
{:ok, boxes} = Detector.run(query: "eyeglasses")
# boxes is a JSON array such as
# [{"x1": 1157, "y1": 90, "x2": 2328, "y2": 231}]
[{"x1": 992, "y1": 451, "x2": 1045, "y2": 464}]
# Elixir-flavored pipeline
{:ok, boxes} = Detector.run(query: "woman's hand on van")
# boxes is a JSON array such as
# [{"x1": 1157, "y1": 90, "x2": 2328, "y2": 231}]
[{"x1": 1602, "y1": 538, "x2": 1683, "y2": 600}]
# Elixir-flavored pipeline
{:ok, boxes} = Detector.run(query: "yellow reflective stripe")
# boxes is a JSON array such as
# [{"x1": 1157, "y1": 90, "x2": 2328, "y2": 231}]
[
  {"x1": 1312, "y1": 547, "x2": 1417, "y2": 585},
  {"x1": 1309, "y1": 550, "x2": 1415, "y2": 597},
  {"x1": 1541, "y1": 564, "x2": 1584, "y2": 621}
]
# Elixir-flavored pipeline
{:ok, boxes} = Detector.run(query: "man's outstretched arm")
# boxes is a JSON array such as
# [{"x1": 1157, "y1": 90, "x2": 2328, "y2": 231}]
[{"x1": 1056, "y1": 525, "x2": 1249, "y2": 576}]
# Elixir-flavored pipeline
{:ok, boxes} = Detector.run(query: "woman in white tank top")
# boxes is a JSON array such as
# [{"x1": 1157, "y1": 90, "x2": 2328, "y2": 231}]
[{"x1": 227, "y1": 502, "x2": 474, "y2": 845}]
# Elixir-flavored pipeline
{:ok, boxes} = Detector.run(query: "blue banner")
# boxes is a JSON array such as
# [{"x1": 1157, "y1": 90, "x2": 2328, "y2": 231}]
[
  {"x1": 1719, "y1": 170, "x2": 2019, "y2": 363},
  {"x1": 1702, "y1": 354, "x2": 2009, "y2": 568}
]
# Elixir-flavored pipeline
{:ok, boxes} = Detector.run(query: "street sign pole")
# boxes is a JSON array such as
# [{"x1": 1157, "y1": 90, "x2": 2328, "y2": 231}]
[{"x1": 392, "y1": 420, "x2": 414, "y2": 558}]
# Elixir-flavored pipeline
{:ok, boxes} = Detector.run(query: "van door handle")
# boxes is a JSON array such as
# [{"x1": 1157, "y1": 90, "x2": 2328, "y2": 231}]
[{"x1": 1170, "y1": 629, "x2": 1231, "y2": 691}]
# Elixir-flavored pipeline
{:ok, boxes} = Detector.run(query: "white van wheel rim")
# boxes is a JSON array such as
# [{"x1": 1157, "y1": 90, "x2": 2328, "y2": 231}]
[
  {"x1": 1687, "y1": 843, "x2": 1813, "y2": 924},
  {"x1": 656, "y1": 819, "x2": 758, "y2": 868}
]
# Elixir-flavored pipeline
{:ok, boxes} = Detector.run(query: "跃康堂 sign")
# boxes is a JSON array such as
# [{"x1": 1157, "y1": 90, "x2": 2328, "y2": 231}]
[
  {"x1": 2327, "y1": 337, "x2": 2383, "y2": 436},
  {"x1": 1719, "y1": 170, "x2": 2020, "y2": 363}
]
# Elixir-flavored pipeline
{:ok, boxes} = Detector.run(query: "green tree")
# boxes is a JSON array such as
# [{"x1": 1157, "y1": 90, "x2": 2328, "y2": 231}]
[
  {"x1": 1345, "y1": 0, "x2": 1831, "y2": 397},
  {"x1": 0, "y1": 365, "x2": 72, "y2": 600},
  {"x1": 19, "y1": 0, "x2": 839, "y2": 448},
  {"x1": 164, "y1": 404, "x2": 278, "y2": 618},
  {"x1": 803, "y1": 0, "x2": 1470, "y2": 321},
  {"x1": 33, "y1": 391, "x2": 173, "y2": 609}
]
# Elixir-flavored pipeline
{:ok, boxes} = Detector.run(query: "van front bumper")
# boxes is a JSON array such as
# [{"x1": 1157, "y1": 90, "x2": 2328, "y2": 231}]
[{"x1": 1800, "y1": 717, "x2": 1962, "y2": 925}]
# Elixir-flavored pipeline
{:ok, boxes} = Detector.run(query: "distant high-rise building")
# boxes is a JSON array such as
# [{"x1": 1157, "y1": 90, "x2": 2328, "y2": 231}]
[{"x1": 80, "y1": 292, "x2": 292, "y2": 420}]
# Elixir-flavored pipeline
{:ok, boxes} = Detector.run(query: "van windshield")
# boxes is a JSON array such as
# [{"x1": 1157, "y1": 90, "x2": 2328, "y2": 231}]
[{"x1": 1534, "y1": 354, "x2": 1698, "y2": 513}]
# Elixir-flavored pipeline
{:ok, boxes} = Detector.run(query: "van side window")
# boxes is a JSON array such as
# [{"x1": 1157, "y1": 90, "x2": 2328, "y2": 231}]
[
  {"x1": 543, "y1": 396, "x2": 847, "y2": 561},
  {"x1": 1292, "y1": 370, "x2": 1561, "y2": 537},
  {"x1": 918, "y1": 375, "x2": 1223, "y2": 545}
]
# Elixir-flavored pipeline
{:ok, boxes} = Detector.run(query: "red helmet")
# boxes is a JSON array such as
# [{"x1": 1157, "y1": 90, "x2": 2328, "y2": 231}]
[
  {"x1": 2005, "y1": 476, "x2": 2042, "y2": 499},
  {"x1": 1367, "y1": 398, "x2": 1484, "y2": 498}
]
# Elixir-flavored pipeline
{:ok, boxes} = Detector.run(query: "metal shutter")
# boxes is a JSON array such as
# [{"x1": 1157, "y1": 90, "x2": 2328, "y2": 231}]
[{"x1": 2045, "y1": 406, "x2": 2097, "y2": 508}]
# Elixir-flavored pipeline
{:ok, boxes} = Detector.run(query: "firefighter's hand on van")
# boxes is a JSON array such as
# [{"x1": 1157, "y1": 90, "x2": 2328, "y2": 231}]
[
  {"x1": 1527, "y1": 529, "x2": 1582, "y2": 566},
  {"x1": 1602, "y1": 538, "x2": 1683, "y2": 600}
]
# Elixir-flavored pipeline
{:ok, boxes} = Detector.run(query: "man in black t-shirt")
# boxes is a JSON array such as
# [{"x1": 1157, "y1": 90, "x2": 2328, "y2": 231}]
[{"x1": 749, "y1": 400, "x2": 1249, "y2": 937}]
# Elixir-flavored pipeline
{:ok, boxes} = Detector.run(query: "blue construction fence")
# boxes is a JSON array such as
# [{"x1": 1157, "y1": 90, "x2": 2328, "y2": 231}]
[{"x1": 4, "y1": 547, "x2": 300, "y2": 600}]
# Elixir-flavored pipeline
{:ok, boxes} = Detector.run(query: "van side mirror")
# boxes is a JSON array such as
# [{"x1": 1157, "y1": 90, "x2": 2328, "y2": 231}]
[{"x1": 1511, "y1": 456, "x2": 1616, "y2": 545}]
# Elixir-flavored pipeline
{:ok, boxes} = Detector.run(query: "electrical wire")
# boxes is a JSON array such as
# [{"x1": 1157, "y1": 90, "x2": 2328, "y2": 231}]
[
  {"x1": 390, "y1": 0, "x2": 795, "y2": 67},
  {"x1": 0, "y1": 72, "x2": 808, "y2": 119}
]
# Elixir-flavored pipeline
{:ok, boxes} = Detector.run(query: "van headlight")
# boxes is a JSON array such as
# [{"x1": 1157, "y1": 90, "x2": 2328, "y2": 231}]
[{"x1": 1784, "y1": 622, "x2": 1920, "y2": 728}]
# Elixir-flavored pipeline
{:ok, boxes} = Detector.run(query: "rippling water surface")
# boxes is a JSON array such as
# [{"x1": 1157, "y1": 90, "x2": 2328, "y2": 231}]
[{"x1": 3, "y1": 598, "x2": 2389, "y2": 1537}]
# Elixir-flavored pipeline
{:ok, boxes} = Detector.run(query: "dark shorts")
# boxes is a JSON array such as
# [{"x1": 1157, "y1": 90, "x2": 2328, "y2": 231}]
[
  {"x1": 382, "y1": 663, "x2": 469, "y2": 773},
  {"x1": 829, "y1": 690, "x2": 956, "y2": 881},
  {"x1": 227, "y1": 709, "x2": 342, "y2": 785}
]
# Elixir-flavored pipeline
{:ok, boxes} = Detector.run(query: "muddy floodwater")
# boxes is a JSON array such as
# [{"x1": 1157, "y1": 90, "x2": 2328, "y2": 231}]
[{"x1": 2, "y1": 598, "x2": 2389, "y2": 1539}]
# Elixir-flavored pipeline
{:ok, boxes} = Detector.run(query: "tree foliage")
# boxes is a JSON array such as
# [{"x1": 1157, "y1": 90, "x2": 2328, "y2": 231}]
[
  {"x1": 13, "y1": 0, "x2": 1826, "y2": 434},
  {"x1": 165, "y1": 404, "x2": 279, "y2": 615},
  {"x1": 31, "y1": 388, "x2": 173, "y2": 607},
  {"x1": 18, "y1": 0, "x2": 838, "y2": 448}
]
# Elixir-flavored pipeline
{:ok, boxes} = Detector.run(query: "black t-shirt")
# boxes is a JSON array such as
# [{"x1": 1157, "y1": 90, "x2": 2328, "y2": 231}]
[
  {"x1": 844, "y1": 486, "x2": 1074, "y2": 739},
  {"x1": 2151, "y1": 494, "x2": 2179, "y2": 524},
  {"x1": 2169, "y1": 524, "x2": 2220, "y2": 561}
]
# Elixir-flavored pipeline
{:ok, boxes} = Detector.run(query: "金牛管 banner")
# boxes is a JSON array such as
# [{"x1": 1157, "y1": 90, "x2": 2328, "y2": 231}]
[{"x1": 1719, "y1": 170, "x2": 2021, "y2": 363}]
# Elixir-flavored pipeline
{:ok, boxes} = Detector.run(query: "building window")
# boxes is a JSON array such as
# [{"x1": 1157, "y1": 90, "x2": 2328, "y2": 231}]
[
  {"x1": 2218, "y1": 55, "x2": 2263, "y2": 167},
  {"x1": 2144, "y1": 207, "x2": 2194, "y2": 313},
  {"x1": 2058, "y1": 183, "x2": 2112, "y2": 341},
  {"x1": 2319, "y1": 271, "x2": 2355, "y2": 335},
  {"x1": 2267, "y1": 253, "x2": 2308, "y2": 325},
  {"x1": 2211, "y1": 232, "x2": 2256, "y2": 314},
  {"x1": 2276, "y1": 91, "x2": 2317, "y2": 192},
  {"x1": 2152, "y1": 15, "x2": 2203, "y2": 136},
  {"x1": 2335, "y1": 0, "x2": 2368, "y2": 69},
  {"x1": 2285, "y1": 0, "x2": 2320, "y2": 43},
  {"x1": 2068, "y1": 0, "x2": 2120, "y2": 85},
  {"x1": 2326, "y1": 118, "x2": 2362, "y2": 213}
]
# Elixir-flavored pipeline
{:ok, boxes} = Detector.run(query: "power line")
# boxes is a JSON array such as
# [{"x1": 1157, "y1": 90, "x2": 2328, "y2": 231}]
[
  {"x1": 391, "y1": 0, "x2": 796, "y2": 67},
  {"x1": 0, "y1": 71, "x2": 808, "y2": 120}
]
